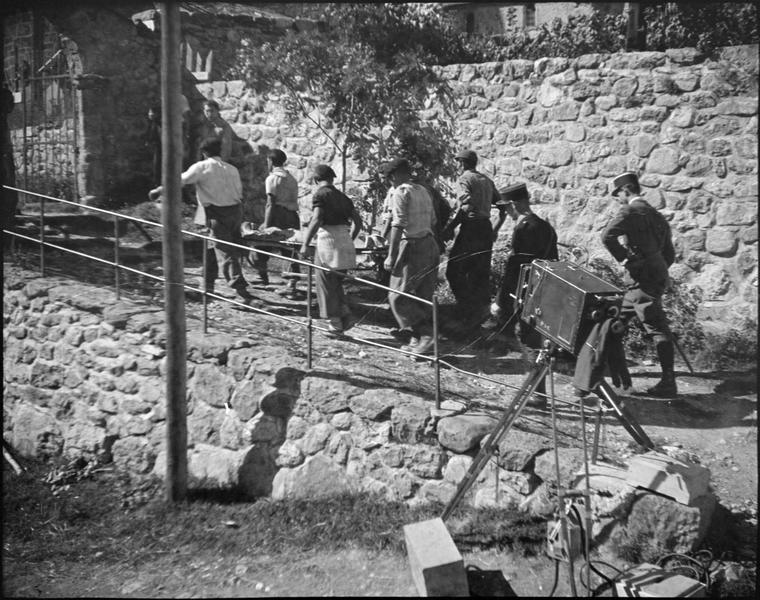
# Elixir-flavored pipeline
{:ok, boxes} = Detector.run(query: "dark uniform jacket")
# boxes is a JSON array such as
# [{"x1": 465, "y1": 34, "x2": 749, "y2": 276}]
[
  {"x1": 601, "y1": 197, "x2": 675, "y2": 297},
  {"x1": 499, "y1": 213, "x2": 559, "y2": 322}
]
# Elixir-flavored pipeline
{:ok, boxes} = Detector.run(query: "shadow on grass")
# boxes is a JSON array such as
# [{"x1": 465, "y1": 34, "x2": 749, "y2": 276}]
[{"x1": 4, "y1": 462, "x2": 547, "y2": 567}]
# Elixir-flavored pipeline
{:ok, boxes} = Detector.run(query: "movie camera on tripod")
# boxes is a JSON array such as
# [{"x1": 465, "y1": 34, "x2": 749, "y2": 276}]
[{"x1": 515, "y1": 259, "x2": 627, "y2": 355}]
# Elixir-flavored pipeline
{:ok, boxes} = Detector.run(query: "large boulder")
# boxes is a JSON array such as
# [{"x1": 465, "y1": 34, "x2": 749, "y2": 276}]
[
  {"x1": 10, "y1": 404, "x2": 63, "y2": 458},
  {"x1": 489, "y1": 428, "x2": 552, "y2": 471},
  {"x1": 603, "y1": 491, "x2": 717, "y2": 560},
  {"x1": 437, "y1": 414, "x2": 498, "y2": 453},
  {"x1": 271, "y1": 454, "x2": 356, "y2": 500}
]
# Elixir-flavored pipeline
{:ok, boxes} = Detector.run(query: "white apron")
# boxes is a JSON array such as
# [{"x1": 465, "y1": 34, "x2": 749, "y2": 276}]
[{"x1": 316, "y1": 224, "x2": 356, "y2": 270}]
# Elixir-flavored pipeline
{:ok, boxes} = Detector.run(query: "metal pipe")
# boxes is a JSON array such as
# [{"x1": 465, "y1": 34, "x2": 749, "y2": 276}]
[
  {"x1": 307, "y1": 264, "x2": 313, "y2": 370},
  {"x1": 22, "y1": 64, "x2": 27, "y2": 189},
  {"x1": 202, "y1": 236, "x2": 208, "y2": 334},
  {"x1": 114, "y1": 213, "x2": 120, "y2": 299},
  {"x1": 39, "y1": 192, "x2": 45, "y2": 275},
  {"x1": 433, "y1": 295, "x2": 440, "y2": 410}
]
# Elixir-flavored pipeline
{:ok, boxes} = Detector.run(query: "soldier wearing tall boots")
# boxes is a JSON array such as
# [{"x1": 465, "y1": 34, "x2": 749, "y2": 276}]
[
  {"x1": 442, "y1": 149, "x2": 506, "y2": 328},
  {"x1": 602, "y1": 171, "x2": 678, "y2": 398}
]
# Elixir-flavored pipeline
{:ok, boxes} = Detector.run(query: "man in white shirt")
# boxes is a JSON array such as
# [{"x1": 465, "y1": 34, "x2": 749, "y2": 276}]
[
  {"x1": 381, "y1": 158, "x2": 440, "y2": 356},
  {"x1": 149, "y1": 137, "x2": 253, "y2": 301}
]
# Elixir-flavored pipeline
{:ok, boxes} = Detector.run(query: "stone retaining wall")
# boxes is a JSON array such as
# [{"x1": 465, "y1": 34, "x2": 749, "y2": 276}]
[
  {"x1": 3, "y1": 266, "x2": 715, "y2": 554},
  {"x1": 199, "y1": 45, "x2": 758, "y2": 329}
]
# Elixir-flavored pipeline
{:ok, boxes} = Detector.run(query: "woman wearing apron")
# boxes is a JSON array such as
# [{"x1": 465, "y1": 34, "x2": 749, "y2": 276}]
[{"x1": 299, "y1": 165, "x2": 363, "y2": 334}]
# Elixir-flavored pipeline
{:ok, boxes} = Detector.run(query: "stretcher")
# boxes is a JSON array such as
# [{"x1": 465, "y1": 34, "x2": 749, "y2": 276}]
[{"x1": 239, "y1": 224, "x2": 389, "y2": 278}]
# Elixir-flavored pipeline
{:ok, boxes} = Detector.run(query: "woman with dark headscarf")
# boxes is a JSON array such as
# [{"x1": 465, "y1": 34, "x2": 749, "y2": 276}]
[{"x1": 299, "y1": 164, "x2": 362, "y2": 334}]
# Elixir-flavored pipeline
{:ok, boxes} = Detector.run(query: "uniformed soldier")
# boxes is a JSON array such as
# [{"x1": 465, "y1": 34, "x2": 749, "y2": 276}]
[
  {"x1": 441, "y1": 149, "x2": 505, "y2": 327},
  {"x1": 489, "y1": 182, "x2": 559, "y2": 332},
  {"x1": 602, "y1": 172, "x2": 678, "y2": 398}
]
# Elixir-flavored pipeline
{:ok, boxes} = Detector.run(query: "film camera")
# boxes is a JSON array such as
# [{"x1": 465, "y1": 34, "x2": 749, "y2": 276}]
[{"x1": 516, "y1": 260, "x2": 625, "y2": 356}]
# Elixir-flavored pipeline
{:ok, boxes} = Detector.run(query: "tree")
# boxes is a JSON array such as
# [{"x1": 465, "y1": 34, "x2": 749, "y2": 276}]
[{"x1": 233, "y1": 3, "x2": 458, "y2": 204}]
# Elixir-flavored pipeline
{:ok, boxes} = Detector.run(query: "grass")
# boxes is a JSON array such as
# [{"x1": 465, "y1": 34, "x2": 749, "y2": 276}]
[{"x1": 3, "y1": 459, "x2": 547, "y2": 574}]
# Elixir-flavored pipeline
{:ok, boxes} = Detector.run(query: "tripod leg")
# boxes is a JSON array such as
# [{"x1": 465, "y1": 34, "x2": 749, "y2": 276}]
[
  {"x1": 595, "y1": 381, "x2": 654, "y2": 451},
  {"x1": 441, "y1": 360, "x2": 551, "y2": 521}
]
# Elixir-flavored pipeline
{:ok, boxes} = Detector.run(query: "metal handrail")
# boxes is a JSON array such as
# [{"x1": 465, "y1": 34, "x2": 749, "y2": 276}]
[{"x1": 3, "y1": 185, "x2": 556, "y2": 412}]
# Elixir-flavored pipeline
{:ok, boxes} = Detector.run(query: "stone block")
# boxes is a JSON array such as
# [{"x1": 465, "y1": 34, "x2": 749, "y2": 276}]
[
  {"x1": 271, "y1": 454, "x2": 355, "y2": 500},
  {"x1": 705, "y1": 228, "x2": 739, "y2": 257},
  {"x1": 437, "y1": 414, "x2": 497, "y2": 453},
  {"x1": 391, "y1": 400, "x2": 431, "y2": 444},
  {"x1": 403, "y1": 518, "x2": 469, "y2": 597},
  {"x1": 626, "y1": 451, "x2": 710, "y2": 506},
  {"x1": 646, "y1": 147, "x2": 681, "y2": 174}
]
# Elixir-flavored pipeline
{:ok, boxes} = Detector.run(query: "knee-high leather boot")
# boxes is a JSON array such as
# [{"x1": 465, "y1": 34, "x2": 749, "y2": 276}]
[{"x1": 647, "y1": 340, "x2": 678, "y2": 398}]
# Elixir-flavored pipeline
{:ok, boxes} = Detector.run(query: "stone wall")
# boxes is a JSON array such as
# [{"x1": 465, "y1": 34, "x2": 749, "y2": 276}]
[
  {"x1": 197, "y1": 45, "x2": 758, "y2": 329},
  {"x1": 3, "y1": 266, "x2": 716, "y2": 553}
]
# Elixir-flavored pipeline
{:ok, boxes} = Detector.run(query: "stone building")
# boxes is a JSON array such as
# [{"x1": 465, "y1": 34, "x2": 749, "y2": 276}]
[
  {"x1": 2, "y1": 1, "x2": 315, "y2": 212},
  {"x1": 441, "y1": 1, "x2": 639, "y2": 41}
]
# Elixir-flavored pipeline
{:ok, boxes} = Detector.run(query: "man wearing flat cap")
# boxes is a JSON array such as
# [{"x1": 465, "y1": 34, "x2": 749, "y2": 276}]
[
  {"x1": 251, "y1": 149, "x2": 302, "y2": 295},
  {"x1": 602, "y1": 171, "x2": 677, "y2": 398},
  {"x1": 441, "y1": 149, "x2": 506, "y2": 326},
  {"x1": 490, "y1": 182, "x2": 558, "y2": 331},
  {"x1": 381, "y1": 158, "x2": 440, "y2": 356}
]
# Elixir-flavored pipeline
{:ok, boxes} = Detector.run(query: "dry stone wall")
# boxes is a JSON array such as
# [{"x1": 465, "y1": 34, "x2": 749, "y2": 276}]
[
  {"x1": 3, "y1": 266, "x2": 715, "y2": 552},
  {"x1": 200, "y1": 45, "x2": 758, "y2": 330}
]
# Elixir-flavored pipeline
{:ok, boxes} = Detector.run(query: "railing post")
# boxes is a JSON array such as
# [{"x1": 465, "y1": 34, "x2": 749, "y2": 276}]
[
  {"x1": 39, "y1": 193, "x2": 45, "y2": 276},
  {"x1": 202, "y1": 236, "x2": 208, "y2": 334},
  {"x1": 433, "y1": 295, "x2": 440, "y2": 410},
  {"x1": 114, "y1": 214, "x2": 120, "y2": 300},
  {"x1": 306, "y1": 264, "x2": 313, "y2": 370}
]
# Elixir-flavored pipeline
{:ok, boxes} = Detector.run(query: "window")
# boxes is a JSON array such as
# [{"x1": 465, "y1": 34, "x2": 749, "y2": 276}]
[
  {"x1": 465, "y1": 12, "x2": 475, "y2": 34},
  {"x1": 525, "y1": 3, "x2": 536, "y2": 28}
]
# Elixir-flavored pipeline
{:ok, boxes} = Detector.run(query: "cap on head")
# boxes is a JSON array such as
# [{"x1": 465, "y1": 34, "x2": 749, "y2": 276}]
[
  {"x1": 497, "y1": 182, "x2": 529, "y2": 205},
  {"x1": 380, "y1": 157, "x2": 411, "y2": 177},
  {"x1": 312, "y1": 164, "x2": 336, "y2": 182},
  {"x1": 611, "y1": 172, "x2": 639, "y2": 196},
  {"x1": 268, "y1": 149, "x2": 287, "y2": 166},
  {"x1": 455, "y1": 149, "x2": 477, "y2": 164}
]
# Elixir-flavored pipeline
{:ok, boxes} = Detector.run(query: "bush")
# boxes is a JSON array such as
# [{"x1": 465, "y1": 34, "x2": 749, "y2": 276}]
[
  {"x1": 492, "y1": 12, "x2": 629, "y2": 60},
  {"x1": 694, "y1": 318, "x2": 758, "y2": 371},
  {"x1": 643, "y1": 3, "x2": 758, "y2": 54}
]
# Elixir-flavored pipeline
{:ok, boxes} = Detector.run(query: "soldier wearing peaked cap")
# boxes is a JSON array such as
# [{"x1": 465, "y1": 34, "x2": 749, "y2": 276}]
[
  {"x1": 441, "y1": 149, "x2": 507, "y2": 327},
  {"x1": 602, "y1": 171, "x2": 678, "y2": 398},
  {"x1": 491, "y1": 182, "x2": 558, "y2": 333}
]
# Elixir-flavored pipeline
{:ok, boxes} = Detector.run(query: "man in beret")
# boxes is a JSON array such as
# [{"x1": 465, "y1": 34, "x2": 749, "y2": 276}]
[
  {"x1": 251, "y1": 149, "x2": 302, "y2": 296},
  {"x1": 382, "y1": 158, "x2": 440, "y2": 356},
  {"x1": 602, "y1": 171, "x2": 677, "y2": 398},
  {"x1": 489, "y1": 182, "x2": 558, "y2": 332},
  {"x1": 441, "y1": 149, "x2": 506, "y2": 327}
]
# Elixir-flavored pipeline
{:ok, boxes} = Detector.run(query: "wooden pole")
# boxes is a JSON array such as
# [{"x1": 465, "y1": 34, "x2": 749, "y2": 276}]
[{"x1": 160, "y1": 1, "x2": 187, "y2": 502}]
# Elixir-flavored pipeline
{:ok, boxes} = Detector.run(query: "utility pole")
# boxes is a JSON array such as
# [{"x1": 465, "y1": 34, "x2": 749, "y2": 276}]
[{"x1": 160, "y1": 1, "x2": 188, "y2": 502}]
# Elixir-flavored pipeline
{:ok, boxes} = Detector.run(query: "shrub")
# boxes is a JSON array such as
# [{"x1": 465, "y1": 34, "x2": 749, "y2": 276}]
[{"x1": 643, "y1": 3, "x2": 758, "y2": 54}]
